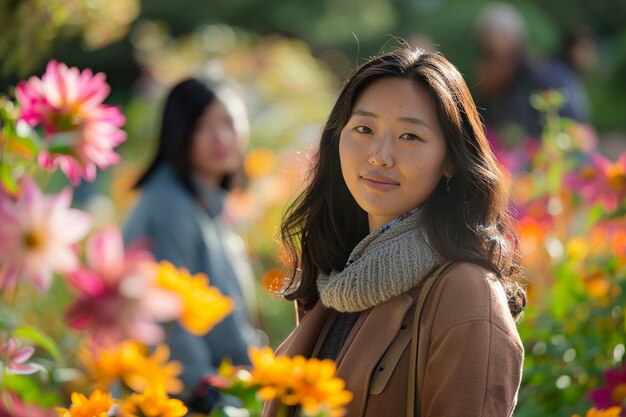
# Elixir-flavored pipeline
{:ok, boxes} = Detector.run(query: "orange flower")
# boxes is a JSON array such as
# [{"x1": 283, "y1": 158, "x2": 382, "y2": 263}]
[
  {"x1": 79, "y1": 340, "x2": 183, "y2": 394},
  {"x1": 243, "y1": 147, "x2": 277, "y2": 179},
  {"x1": 155, "y1": 261, "x2": 233, "y2": 335},
  {"x1": 582, "y1": 269, "x2": 612, "y2": 300},
  {"x1": 572, "y1": 406, "x2": 623, "y2": 417},
  {"x1": 261, "y1": 268, "x2": 287, "y2": 294},
  {"x1": 248, "y1": 346, "x2": 353, "y2": 417},
  {"x1": 119, "y1": 383, "x2": 187, "y2": 417},
  {"x1": 56, "y1": 389, "x2": 116, "y2": 417}
]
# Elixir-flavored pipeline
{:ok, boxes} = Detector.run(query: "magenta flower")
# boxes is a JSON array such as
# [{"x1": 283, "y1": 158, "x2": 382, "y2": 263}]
[
  {"x1": 15, "y1": 60, "x2": 126, "y2": 185},
  {"x1": 484, "y1": 128, "x2": 540, "y2": 173},
  {"x1": 565, "y1": 152, "x2": 626, "y2": 211},
  {"x1": 65, "y1": 227, "x2": 181, "y2": 345},
  {"x1": 0, "y1": 337, "x2": 43, "y2": 375},
  {"x1": 0, "y1": 178, "x2": 91, "y2": 291},
  {"x1": 589, "y1": 364, "x2": 626, "y2": 414}
]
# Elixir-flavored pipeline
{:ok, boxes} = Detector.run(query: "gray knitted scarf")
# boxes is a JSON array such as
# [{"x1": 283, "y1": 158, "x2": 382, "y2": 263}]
[{"x1": 317, "y1": 208, "x2": 443, "y2": 312}]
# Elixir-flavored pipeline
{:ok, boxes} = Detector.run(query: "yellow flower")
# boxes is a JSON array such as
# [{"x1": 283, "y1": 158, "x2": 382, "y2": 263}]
[
  {"x1": 572, "y1": 407, "x2": 623, "y2": 417},
  {"x1": 248, "y1": 346, "x2": 353, "y2": 417},
  {"x1": 119, "y1": 383, "x2": 187, "y2": 417},
  {"x1": 79, "y1": 340, "x2": 183, "y2": 394},
  {"x1": 56, "y1": 389, "x2": 116, "y2": 417},
  {"x1": 566, "y1": 237, "x2": 589, "y2": 261},
  {"x1": 156, "y1": 261, "x2": 234, "y2": 335}
]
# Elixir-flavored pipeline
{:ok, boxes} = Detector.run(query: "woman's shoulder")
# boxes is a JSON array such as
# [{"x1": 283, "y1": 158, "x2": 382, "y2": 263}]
[
  {"x1": 427, "y1": 262, "x2": 520, "y2": 343},
  {"x1": 132, "y1": 171, "x2": 200, "y2": 219},
  {"x1": 124, "y1": 175, "x2": 201, "y2": 237},
  {"x1": 436, "y1": 262, "x2": 501, "y2": 306},
  {"x1": 140, "y1": 168, "x2": 193, "y2": 204}
]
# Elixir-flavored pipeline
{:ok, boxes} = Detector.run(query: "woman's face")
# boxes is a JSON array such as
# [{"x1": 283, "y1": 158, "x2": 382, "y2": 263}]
[
  {"x1": 190, "y1": 99, "x2": 243, "y2": 185},
  {"x1": 339, "y1": 77, "x2": 453, "y2": 231}
]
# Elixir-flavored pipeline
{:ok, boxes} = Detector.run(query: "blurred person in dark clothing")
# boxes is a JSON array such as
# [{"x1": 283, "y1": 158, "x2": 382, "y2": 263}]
[
  {"x1": 472, "y1": 2, "x2": 547, "y2": 144},
  {"x1": 540, "y1": 24, "x2": 598, "y2": 123}
]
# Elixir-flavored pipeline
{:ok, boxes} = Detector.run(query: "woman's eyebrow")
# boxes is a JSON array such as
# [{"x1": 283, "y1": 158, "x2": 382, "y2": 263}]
[
  {"x1": 352, "y1": 109, "x2": 377, "y2": 118},
  {"x1": 399, "y1": 116, "x2": 432, "y2": 131},
  {"x1": 352, "y1": 108, "x2": 432, "y2": 131}
]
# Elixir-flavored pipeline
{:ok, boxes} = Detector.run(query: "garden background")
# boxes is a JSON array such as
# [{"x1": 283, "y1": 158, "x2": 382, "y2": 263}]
[{"x1": 1, "y1": 0, "x2": 626, "y2": 416}]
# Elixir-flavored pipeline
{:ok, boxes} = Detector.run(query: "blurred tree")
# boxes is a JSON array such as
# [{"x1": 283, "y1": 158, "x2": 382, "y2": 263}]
[
  {"x1": 0, "y1": 0, "x2": 139, "y2": 79},
  {"x1": 2, "y1": 0, "x2": 625, "y2": 132}
]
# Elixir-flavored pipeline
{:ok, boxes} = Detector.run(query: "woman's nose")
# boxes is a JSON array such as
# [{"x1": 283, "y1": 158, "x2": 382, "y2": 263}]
[
  {"x1": 215, "y1": 126, "x2": 237, "y2": 145},
  {"x1": 368, "y1": 135, "x2": 394, "y2": 168}
]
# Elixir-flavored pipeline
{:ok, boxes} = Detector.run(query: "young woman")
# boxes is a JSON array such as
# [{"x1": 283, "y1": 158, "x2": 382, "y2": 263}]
[
  {"x1": 123, "y1": 78, "x2": 260, "y2": 413},
  {"x1": 267, "y1": 47, "x2": 526, "y2": 417}
]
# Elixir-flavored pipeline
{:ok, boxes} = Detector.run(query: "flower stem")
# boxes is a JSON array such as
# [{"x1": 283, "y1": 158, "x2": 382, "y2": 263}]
[{"x1": 276, "y1": 404, "x2": 289, "y2": 417}]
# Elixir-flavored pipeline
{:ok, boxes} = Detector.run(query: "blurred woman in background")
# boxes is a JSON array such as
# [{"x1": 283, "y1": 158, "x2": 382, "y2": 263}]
[{"x1": 123, "y1": 78, "x2": 260, "y2": 414}]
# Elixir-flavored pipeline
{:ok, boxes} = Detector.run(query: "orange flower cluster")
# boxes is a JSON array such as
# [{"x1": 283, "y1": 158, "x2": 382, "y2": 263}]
[
  {"x1": 79, "y1": 340, "x2": 183, "y2": 394},
  {"x1": 56, "y1": 390, "x2": 116, "y2": 417},
  {"x1": 119, "y1": 384, "x2": 187, "y2": 417},
  {"x1": 572, "y1": 407, "x2": 623, "y2": 417},
  {"x1": 156, "y1": 261, "x2": 234, "y2": 335},
  {"x1": 248, "y1": 346, "x2": 353, "y2": 417},
  {"x1": 57, "y1": 384, "x2": 187, "y2": 417}
]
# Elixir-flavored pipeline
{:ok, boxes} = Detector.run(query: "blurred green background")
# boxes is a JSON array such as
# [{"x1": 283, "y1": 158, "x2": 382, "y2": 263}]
[{"x1": 2, "y1": 0, "x2": 626, "y2": 132}]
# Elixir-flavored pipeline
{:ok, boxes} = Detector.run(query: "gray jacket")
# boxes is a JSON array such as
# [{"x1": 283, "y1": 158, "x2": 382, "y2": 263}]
[{"x1": 123, "y1": 164, "x2": 259, "y2": 400}]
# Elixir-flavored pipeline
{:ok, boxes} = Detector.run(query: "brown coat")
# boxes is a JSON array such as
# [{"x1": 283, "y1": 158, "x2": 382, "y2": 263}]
[{"x1": 262, "y1": 262, "x2": 524, "y2": 417}]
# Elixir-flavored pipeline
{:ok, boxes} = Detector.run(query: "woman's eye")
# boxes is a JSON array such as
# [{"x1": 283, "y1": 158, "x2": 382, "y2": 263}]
[
  {"x1": 354, "y1": 126, "x2": 373, "y2": 134},
  {"x1": 400, "y1": 132, "x2": 420, "y2": 141}
]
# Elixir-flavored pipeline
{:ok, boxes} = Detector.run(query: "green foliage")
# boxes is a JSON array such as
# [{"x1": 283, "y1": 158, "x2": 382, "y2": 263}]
[
  {"x1": 13, "y1": 326, "x2": 64, "y2": 366},
  {"x1": 3, "y1": 374, "x2": 62, "y2": 407}
]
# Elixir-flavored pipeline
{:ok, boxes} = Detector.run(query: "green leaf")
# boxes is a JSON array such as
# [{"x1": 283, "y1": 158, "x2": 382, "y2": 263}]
[
  {"x1": 11, "y1": 132, "x2": 41, "y2": 155},
  {"x1": 3, "y1": 373, "x2": 62, "y2": 407},
  {"x1": 46, "y1": 144, "x2": 75, "y2": 156},
  {"x1": 0, "y1": 163, "x2": 17, "y2": 193},
  {"x1": 13, "y1": 325, "x2": 64, "y2": 365},
  {"x1": 46, "y1": 131, "x2": 78, "y2": 156}
]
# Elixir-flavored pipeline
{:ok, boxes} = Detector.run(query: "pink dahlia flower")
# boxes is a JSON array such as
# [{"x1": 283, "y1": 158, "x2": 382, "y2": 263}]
[
  {"x1": 15, "y1": 60, "x2": 126, "y2": 185},
  {"x1": 66, "y1": 227, "x2": 181, "y2": 345},
  {"x1": 0, "y1": 178, "x2": 91, "y2": 291}
]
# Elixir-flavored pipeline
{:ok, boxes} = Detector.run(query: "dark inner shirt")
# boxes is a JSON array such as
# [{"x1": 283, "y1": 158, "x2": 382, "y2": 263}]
[{"x1": 316, "y1": 311, "x2": 362, "y2": 361}]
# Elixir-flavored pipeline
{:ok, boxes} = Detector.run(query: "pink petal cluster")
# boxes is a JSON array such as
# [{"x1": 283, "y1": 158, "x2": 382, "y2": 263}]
[
  {"x1": 514, "y1": 195, "x2": 554, "y2": 229},
  {"x1": 0, "y1": 178, "x2": 91, "y2": 291},
  {"x1": 589, "y1": 364, "x2": 626, "y2": 415},
  {"x1": 15, "y1": 60, "x2": 126, "y2": 185},
  {"x1": 66, "y1": 227, "x2": 181, "y2": 345},
  {"x1": 0, "y1": 337, "x2": 43, "y2": 375},
  {"x1": 565, "y1": 153, "x2": 626, "y2": 211}
]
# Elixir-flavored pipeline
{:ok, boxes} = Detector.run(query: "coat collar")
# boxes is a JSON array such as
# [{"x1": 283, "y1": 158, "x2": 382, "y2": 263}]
[{"x1": 336, "y1": 293, "x2": 414, "y2": 417}]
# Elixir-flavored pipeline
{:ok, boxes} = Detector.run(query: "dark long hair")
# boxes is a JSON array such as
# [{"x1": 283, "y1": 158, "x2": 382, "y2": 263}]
[
  {"x1": 280, "y1": 47, "x2": 525, "y2": 317},
  {"x1": 134, "y1": 78, "x2": 232, "y2": 195}
]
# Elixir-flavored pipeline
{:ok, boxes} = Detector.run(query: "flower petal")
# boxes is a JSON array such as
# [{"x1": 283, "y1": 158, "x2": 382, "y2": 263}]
[
  {"x1": 8, "y1": 362, "x2": 43, "y2": 375},
  {"x1": 11, "y1": 346, "x2": 35, "y2": 364},
  {"x1": 87, "y1": 227, "x2": 125, "y2": 281},
  {"x1": 68, "y1": 268, "x2": 108, "y2": 296}
]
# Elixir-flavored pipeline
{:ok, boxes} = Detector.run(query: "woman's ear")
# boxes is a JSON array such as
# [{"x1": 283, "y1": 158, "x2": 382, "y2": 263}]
[{"x1": 443, "y1": 159, "x2": 457, "y2": 179}]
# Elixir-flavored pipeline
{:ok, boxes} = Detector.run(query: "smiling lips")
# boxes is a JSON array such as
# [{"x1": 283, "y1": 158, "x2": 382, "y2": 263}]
[{"x1": 360, "y1": 174, "x2": 400, "y2": 191}]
